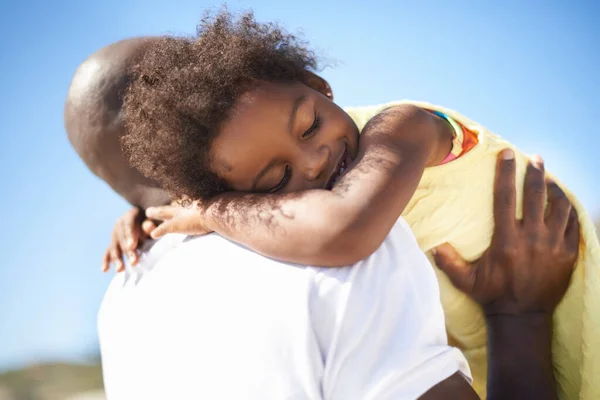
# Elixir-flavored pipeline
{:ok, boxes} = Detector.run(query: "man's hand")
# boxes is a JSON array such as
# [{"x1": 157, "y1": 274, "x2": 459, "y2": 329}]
[
  {"x1": 146, "y1": 202, "x2": 213, "y2": 239},
  {"x1": 102, "y1": 207, "x2": 158, "y2": 272},
  {"x1": 433, "y1": 149, "x2": 581, "y2": 400},
  {"x1": 433, "y1": 149, "x2": 580, "y2": 316}
]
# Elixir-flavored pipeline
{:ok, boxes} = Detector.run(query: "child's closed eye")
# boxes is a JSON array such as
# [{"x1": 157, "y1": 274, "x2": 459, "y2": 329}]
[
  {"x1": 268, "y1": 165, "x2": 291, "y2": 193},
  {"x1": 302, "y1": 111, "x2": 321, "y2": 139}
]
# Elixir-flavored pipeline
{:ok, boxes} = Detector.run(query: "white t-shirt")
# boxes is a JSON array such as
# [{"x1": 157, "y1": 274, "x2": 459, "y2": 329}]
[{"x1": 98, "y1": 218, "x2": 470, "y2": 399}]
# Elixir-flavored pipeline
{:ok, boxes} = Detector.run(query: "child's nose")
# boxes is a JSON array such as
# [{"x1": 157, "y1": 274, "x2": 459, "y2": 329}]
[{"x1": 303, "y1": 145, "x2": 330, "y2": 182}]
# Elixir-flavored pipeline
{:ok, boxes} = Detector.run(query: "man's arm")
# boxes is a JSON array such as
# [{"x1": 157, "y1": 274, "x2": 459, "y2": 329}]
[
  {"x1": 419, "y1": 315, "x2": 556, "y2": 400},
  {"x1": 419, "y1": 372, "x2": 479, "y2": 400},
  {"x1": 485, "y1": 314, "x2": 556, "y2": 400}
]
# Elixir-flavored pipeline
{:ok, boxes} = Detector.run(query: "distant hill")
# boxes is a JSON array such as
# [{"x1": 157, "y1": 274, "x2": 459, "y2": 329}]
[{"x1": 0, "y1": 362, "x2": 103, "y2": 400}]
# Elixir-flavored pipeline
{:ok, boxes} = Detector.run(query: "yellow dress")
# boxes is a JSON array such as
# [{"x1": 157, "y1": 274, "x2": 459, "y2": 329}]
[{"x1": 344, "y1": 100, "x2": 600, "y2": 400}]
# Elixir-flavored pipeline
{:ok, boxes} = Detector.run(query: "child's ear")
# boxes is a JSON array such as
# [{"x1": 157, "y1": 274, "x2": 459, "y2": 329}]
[{"x1": 302, "y1": 71, "x2": 333, "y2": 100}]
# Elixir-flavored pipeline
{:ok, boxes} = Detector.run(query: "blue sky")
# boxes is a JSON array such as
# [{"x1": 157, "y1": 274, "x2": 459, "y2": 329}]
[{"x1": 0, "y1": 0, "x2": 598, "y2": 370}]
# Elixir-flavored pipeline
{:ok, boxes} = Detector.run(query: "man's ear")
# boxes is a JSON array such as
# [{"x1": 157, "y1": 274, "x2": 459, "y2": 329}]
[{"x1": 302, "y1": 70, "x2": 333, "y2": 100}]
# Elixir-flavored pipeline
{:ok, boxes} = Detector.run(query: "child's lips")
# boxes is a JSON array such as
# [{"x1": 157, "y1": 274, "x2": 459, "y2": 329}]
[{"x1": 325, "y1": 146, "x2": 349, "y2": 190}]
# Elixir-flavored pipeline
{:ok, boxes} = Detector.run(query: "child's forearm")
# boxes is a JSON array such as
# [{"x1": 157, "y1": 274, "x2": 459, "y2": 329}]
[
  {"x1": 203, "y1": 105, "x2": 445, "y2": 266},
  {"x1": 203, "y1": 146, "x2": 410, "y2": 266}
]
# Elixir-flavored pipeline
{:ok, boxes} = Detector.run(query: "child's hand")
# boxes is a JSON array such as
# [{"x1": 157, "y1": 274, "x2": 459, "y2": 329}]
[
  {"x1": 146, "y1": 202, "x2": 213, "y2": 239},
  {"x1": 102, "y1": 207, "x2": 158, "y2": 273},
  {"x1": 433, "y1": 150, "x2": 580, "y2": 316}
]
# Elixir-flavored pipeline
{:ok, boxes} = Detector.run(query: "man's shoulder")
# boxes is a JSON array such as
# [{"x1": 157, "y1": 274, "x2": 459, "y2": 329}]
[
  {"x1": 98, "y1": 232, "x2": 315, "y2": 334},
  {"x1": 110, "y1": 217, "x2": 418, "y2": 288},
  {"x1": 176, "y1": 233, "x2": 301, "y2": 269},
  {"x1": 98, "y1": 235, "x2": 325, "y2": 400},
  {"x1": 103, "y1": 217, "x2": 420, "y2": 304},
  {"x1": 308, "y1": 217, "x2": 429, "y2": 306},
  {"x1": 135, "y1": 233, "x2": 310, "y2": 287}
]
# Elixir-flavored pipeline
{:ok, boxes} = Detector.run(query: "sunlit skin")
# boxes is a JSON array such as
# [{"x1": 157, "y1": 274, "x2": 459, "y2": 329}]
[
  {"x1": 141, "y1": 78, "x2": 457, "y2": 267},
  {"x1": 211, "y1": 82, "x2": 360, "y2": 195}
]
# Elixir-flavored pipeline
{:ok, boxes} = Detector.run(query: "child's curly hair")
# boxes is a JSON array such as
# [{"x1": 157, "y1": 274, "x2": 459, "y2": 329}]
[{"x1": 122, "y1": 9, "x2": 318, "y2": 201}]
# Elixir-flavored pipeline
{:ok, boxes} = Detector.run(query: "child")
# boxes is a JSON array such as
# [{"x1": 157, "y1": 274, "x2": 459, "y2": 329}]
[{"x1": 118, "y1": 10, "x2": 600, "y2": 400}]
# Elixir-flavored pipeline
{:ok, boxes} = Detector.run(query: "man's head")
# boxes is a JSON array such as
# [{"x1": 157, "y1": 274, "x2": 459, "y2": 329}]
[
  {"x1": 122, "y1": 9, "x2": 358, "y2": 202},
  {"x1": 64, "y1": 37, "x2": 171, "y2": 208}
]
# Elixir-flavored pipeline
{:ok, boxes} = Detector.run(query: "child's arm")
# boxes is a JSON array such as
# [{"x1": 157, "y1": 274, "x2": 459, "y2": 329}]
[{"x1": 190, "y1": 104, "x2": 452, "y2": 266}]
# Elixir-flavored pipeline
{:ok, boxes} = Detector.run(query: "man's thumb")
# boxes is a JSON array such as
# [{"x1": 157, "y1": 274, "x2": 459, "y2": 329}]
[{"x1": 432, "y1": 243, "x2": 474, "y2": 293}]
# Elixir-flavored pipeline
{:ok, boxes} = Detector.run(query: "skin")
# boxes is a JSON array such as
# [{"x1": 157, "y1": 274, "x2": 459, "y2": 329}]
[
  {"x1": 64, "y1": 37, "x2": 170, "y2": 210},
  {"x1": 434, "y1": 155, "x2": 579, "y2": 316},
  {"x1": 94, "y1": 53, "x2": 451, "y2": 268},
  {"x1": 145, "y1": 83, "x2": 454, "y2": 266},
  {"x1": 211, "y1": 82, "x2": 360, "y2": 194},
  {"x1": 212, "y1": 82, "x2": 451, "y2": 194},
  {"x1": 105, "y1": 80, "x2": 452, "y2": 268}
]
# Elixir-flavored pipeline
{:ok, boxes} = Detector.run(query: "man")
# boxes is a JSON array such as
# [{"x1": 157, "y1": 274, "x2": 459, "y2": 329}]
[{"x1": 66, "y1": 40, "x2": 579, "y2": 399}]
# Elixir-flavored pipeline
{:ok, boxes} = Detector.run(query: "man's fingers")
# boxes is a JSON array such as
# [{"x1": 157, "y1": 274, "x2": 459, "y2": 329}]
[
  {"x1": 433, "y1": 243, "x2": 475, "y2": 294},
  {"x1": 545, "y1": 179, "x2": 572, "y2": 238},
  {"x1": 523, "y1": 155, "x2": 547, "y2": 227},
  {"x1": 146, "y1": 206, "x2": 177, "y2": 221},
  {"x1": 493, "y1": 149, "x2": 517, "y2": 236},
  {"x1": 565, "y1": 208, "x2": 581, "y2": 258}
]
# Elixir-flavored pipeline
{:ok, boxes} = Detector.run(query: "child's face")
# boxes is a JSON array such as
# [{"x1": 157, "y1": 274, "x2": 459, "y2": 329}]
[{"x1": 210, "y1": 81, "x2": 359, "y2": 194}]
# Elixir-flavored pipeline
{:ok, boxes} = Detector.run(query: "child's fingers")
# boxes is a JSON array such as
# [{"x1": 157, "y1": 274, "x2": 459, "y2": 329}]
[
  {"x1": 146, "y1": 206, "x2": 178, "y2": 221},
  {"x1": 150, "y1": 221, "x2": 171, "y2": 239},
  {"x1": 110, "y1": 246, "x2": 125, "y2": 273},
  {"x1": 115, "y1": 219, "x2": 127, "y2": 251},
  {"x1": 128, "y1": 251, "x2": 139, "y2": 266},
  {"x1": 141, "y1": 219, "x2": 158, "y2": 237},
  {"x1": 117, "y1": 219, "x2": 139, "y2": 266},
  {"x1": 102, "y1": 249, "x2": 111, "y2": 273},
  {"x1": 122, "y1": 208, "x2": 141, "y2": 251}
]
